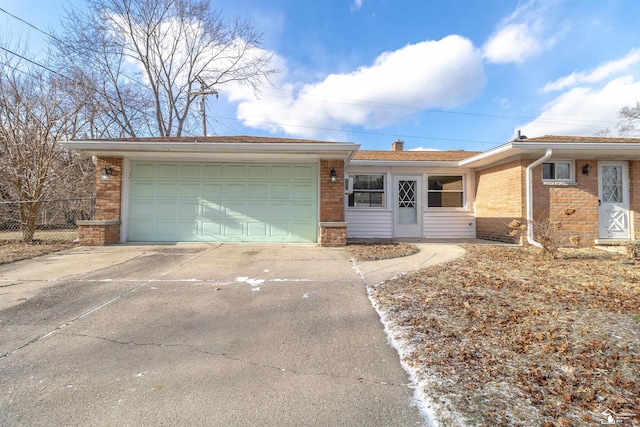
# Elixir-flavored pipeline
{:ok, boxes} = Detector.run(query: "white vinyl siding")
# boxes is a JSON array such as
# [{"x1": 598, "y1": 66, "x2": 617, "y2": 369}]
[
  {"x1": 423, "y1": 210, "x2": 476, "y2": 238},
  {"x1": 345, "y1": 210, "x2": 393, "y2": 238}
]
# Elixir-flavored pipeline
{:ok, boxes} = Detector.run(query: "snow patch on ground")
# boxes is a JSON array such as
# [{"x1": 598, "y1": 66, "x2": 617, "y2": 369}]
[
  {"x1": 366, "y1": 284, "x2": 464, "y2": 427},
  {"x1": 236, "y1": 277, "x2": 265, "y2": 287}
]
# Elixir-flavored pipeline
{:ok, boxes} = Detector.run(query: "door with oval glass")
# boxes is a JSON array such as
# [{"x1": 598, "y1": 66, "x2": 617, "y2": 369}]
[
  {"x1": 394, "y1": 176, "x2": 422, "y2": 238},
  {"x1": 598, "y1": 161, "x2": 630, "y2": 239}
]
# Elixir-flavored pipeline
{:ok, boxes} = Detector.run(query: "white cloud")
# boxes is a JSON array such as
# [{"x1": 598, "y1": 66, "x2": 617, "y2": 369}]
[
  {"x1": 520, "y1": 76, "x2": 640, "y2": 137},
  {"x1": 543, "y1": 48, "x2": 640, "y2": 92},
  {"x1": 350, "y1": 0, "x2": 363, "y2": 12},
  {"x1": 228, "y1": 35, "x2": 486, "y2": 138},
  {"x1": 483, "y1": 0, "x2": 556, "y2": 64},
  {"x1": 483, "y1": 23, "x2": 542, "y2": 64}
]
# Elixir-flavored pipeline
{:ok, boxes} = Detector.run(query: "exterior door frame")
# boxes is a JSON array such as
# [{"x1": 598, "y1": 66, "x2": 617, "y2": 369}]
[
  {"x1": 393, "y1": 175, "x2": 423, "y2": 238},
  {"x1": 598, "y1": 161, "x2": 630, "y2": 240}
]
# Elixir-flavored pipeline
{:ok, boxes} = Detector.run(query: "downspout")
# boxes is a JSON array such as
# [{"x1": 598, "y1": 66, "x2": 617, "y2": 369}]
[{"x1": 525, "y1": 149, "x2": 552, "y2": 248}]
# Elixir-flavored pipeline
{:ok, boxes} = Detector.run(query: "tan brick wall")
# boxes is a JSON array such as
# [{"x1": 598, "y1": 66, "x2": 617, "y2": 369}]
[
  {"x1": 319, "y1": 160, "x2": 345, "y2": 222},
  {"x1": 475, "y1": 160, "x2": 526, "y2": 243},
  {"x1": 95, "y1": 157, "x2": 123, "y2": 221},
  {"x1": 530, "y1": 159, "x2": 599, "y2": 245},
  {"x1": 77, "y1": 156, "x2": 123, "y2": 246}
]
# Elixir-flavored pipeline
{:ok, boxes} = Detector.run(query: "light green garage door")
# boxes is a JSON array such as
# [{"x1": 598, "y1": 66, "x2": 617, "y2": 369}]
[{"x1": 128, "y1": 162, "x2": 318, "y2": 242}]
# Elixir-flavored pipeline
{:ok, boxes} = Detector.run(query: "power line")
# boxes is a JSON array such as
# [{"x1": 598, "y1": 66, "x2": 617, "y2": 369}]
[
  {"x1": 216, "y1": 115, "x2": 502, "y2": 145},
  {"x1": 0, "y1": 43, "x2": 198, "y2": 138}
]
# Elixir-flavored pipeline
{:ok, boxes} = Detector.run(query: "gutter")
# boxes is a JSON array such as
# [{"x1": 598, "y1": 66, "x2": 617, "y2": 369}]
[{"x1": 525, "y1": 149, "x2": 552, "y2": 248}]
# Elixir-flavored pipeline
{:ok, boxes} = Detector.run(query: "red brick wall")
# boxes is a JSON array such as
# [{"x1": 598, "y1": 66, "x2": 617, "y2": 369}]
[
  {"x1": 95, "y1": 157, "x2": 123, "y2": 221},
  {"x1": 320, "y1": 225, "x2": 347, "y2": 247},
  {"x1": 319, "y1": 160, "x2": 345, "y2": 222},
  {"x1": 475, "y1": 160, "x2": 526, "y2": 243},
  {"x1": 78, "y1": 223, "x2": 121, "y2": 246}
]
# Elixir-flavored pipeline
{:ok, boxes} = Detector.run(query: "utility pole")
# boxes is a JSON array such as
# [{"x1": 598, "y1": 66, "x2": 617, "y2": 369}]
[{"x1": 189, "y1": 76, "x2": 218, "y2": 136}]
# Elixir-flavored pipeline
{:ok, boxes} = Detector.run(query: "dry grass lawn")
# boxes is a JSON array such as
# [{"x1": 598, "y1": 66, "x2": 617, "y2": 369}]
[
  {"x1": 0, "y1": 241, "x2": 76, "y2": 265},
  {"x1": 367, "y1": 244, "x2": 640, "y2": 426}
]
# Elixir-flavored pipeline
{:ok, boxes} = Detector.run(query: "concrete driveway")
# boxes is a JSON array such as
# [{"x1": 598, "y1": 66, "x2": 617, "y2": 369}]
[{"x1": 0, "y1": 243, "x2": 465, "y2": 426}]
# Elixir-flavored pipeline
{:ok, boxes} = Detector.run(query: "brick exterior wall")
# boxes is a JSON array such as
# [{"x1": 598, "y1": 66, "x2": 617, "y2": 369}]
[
  {"x1": 319, "y1": 160, "x2": 345, "y2": 222},
  {"x1": 319, "y1": 160, "x2": 347, "y2": 246},
  {"x1": 95, "y1": 157, "x2": 123, "y2": 221},
  {"x1": 319, "y1": 223, "x2": 347, "y2": 247},
  {"x1": 77, "y1": 157, "x2": 123, "y2": 245},
  {"x1": 476, "y1": 158, "x2": 615, "y2": 246},
  {"x1": 77, "y1": 221, "x2": 121, "y2": 246},
  {"x1": 475, "y1": 160, "x2": 526, "y2": 243},
  {"x1": 531, "y1": 159, "x2": 599, "y2": 245}
]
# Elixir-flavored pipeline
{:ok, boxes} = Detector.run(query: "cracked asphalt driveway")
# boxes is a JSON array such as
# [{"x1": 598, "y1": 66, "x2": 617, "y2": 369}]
[{"x1": 0, "y1": 244, "x2": 424, "y2": 426}]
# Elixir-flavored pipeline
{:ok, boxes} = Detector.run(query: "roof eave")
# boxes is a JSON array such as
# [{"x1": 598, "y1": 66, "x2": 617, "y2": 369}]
[
  {"x1": 348, "y1": 159, "x2": 467, "y2": 168},
  {"x1": 60, "y1": 140, "x2": 360, "y2": 161}
]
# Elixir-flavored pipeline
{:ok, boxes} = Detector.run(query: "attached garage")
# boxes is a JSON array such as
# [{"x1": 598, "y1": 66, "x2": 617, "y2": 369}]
[
  {"x1": 62, "y1": 136, "x2": 358, "y2": 246},
  {"x1": 128, "y1": 161, "x2": 318, "y2": 242}
]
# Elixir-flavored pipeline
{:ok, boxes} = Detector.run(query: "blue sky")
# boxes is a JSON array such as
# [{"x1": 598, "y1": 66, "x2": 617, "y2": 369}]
[{"x1": 2, "y1": 0, "x2": 640, "y2": 151}]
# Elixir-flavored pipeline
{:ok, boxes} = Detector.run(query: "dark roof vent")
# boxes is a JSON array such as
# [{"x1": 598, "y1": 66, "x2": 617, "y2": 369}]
[{"x1": 516, "y1": 130, "x2": 527, "y2": 140}]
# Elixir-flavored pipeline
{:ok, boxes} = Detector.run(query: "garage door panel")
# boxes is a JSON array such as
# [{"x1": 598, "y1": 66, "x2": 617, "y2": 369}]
[
  {"x1": 155, "y1": 202, "x2": 178, "y2": 218},
  {"x1": 248, "y1": 184, "x2": 269, "y2": 198},
  {"x1": 248, "y1": 165, "x2": 268, "y2": 179},
  {"x1": 157, "y1": 164, "x2": 178, "y2": 179},
  {"x1": 247, "y1": 222, "x2": 268, "y2": 237},
  {"x1": 132, "y1": 182, "x2": 155, "y2": 198},
  {"x1": 133, "y1": 164, "x2": 156, "y2": 179},
  {"x1": 271, "y1": 166, "x2": 291, "y2": 179},
  {"x1": 271, "y1": 184, "x2": 291, "y2": 199},
  {"x1": 202, "y1": 183, "x2": 222, "y2": 198},
  {"x1": 226, "y1": 165, "x2": 246, "y2": 179},
  {"x1": 292, "y1": 203, "x2": 315, "y2": 219},
  {"x1": 129, "y1": 162, "x2": 317, "y2": 242},
  {"x1": 179, "y1": 183, "x2": 200, "y2": 198},
  {"x1": 224, "y1": 183, "x2": 245, "y2": 198},
  {"x1": 180, "y1": 164, "x2": 201, "y2": 179},
  {"x1": 292, "y1": 184, "x2": 315, "y2": 199},
  {"x1": 178, "y1": 202, "x2": 200, "y2": 217},
  {"x1": 202, "y1": 221, "x2": 222, "y2": 236},
  {"x1": 203, "y1": 165, "x2": 223, "y2": 178}
]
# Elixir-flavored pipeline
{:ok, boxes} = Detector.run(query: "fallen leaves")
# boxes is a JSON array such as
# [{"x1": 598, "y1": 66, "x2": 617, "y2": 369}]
[
  {"x1": 345, "y1": 242, "x2": 419, "y2": 261},
  {"x1": 371, "y1": 245, "x2": 640, "y2": 426}
]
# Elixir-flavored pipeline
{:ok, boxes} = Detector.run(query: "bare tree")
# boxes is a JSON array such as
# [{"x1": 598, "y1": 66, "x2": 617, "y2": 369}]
[
  {"x1": 0, "y1": 51, "x2": 87, "y2": 241},
  {"x1": 54, "y1": 0, "x2": 278, "y2": 137},
  {"x1": 617, "y1": 102, "x2": 640, "y2": 136}
]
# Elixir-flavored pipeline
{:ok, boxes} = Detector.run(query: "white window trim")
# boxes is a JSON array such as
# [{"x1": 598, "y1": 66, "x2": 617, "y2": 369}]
[
  {"x1": 347, "y1": 173, "x2": 387, "y2": 209},
  {"x1": 426, "y1": 174, "x2": 466, "y2": 210},
  {"x1": 541, "y1": 160, "x2": 575, "y2": 183}
]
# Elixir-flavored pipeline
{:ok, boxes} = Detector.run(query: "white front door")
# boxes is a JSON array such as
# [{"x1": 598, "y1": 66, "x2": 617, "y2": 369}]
[
  {"x1": 598, "y1": 161, "x2": 630, "y2": 239},
  {"x1": 394, "y1": 176, "x2": 422, "y2": 238}
]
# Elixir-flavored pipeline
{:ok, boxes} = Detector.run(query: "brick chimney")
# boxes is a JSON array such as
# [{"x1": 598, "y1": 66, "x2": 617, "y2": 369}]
[{"x1": 392, "y1": 139, "x2": 404, "y2": 151}]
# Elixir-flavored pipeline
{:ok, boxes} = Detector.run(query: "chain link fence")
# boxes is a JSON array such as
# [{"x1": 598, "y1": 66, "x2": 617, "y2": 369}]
[{"x1": 0, "y1": 197, "x2": 95, "y2": 244}]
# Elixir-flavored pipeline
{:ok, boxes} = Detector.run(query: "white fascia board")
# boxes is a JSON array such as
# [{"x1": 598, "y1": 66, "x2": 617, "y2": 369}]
[
  {"x1": 61, "y1": 141, "x2": 360, "y2": 161},
  {"x1": 458, "y1": 142, "x2": 515, "y2": 167},
  {"x1": 512, "y1": 142, "x2": 640, "y2": 151},
  {"x1": 347, "y1": 160, "x2": 462, "y2": 168}
]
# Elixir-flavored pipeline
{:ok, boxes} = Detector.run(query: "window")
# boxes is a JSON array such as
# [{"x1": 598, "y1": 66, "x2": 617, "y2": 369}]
[
  {"x1": 427, "y1": 175, "x2": 464, "y2": 208},
  {"x1": 542, "y1": 161, "x2": 573, "y2": 181},
  {"x1": 348, "y1": 174, "x2": 385, "y2": 207}
]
